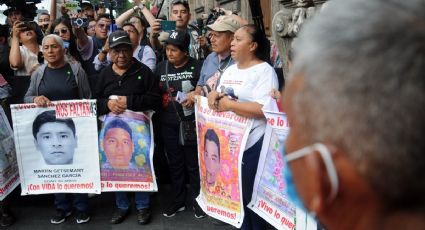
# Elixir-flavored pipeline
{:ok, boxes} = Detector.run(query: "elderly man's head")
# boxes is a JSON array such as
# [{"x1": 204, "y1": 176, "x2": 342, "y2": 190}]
[
  {"x1": 42, "y1": 34, "x2": 65, "y2": 66},
  {"x1": 283, "y1": 0, "x2": 425, "y2": 229},
  {"x1": 207, "y1": 16, "x2": 241, "y2": 56},
  {"x1": 108, "y1": 30, "x2": 133, "y2": 69}
]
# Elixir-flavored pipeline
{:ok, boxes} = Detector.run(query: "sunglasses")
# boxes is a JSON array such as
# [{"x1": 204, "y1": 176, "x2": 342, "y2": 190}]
[
  {"x1": 54, "y1": 28, "x2": 69, "y2": 35},
  {"x1": 97, "y1": 23, "x2": 110, "y2": 29}
]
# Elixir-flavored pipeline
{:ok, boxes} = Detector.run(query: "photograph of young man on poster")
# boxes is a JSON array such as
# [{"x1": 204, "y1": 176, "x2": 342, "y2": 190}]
[
  {"x1": 32, "y1": 110, "x2": 77, "y2": 165},
  {"x1": 204, "y1": 129, "x2": 221, "y2": 188}
]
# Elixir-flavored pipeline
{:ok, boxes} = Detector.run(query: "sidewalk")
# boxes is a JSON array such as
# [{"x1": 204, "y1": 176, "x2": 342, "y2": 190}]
[{"x1": 4, "y1": 184, "x2": 235, "y2": 230}]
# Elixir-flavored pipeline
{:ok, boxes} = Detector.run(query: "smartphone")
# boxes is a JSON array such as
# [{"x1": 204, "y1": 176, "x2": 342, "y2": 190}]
[{"x1": 160, "y1": 20, "x2": 176, "y2": 31}]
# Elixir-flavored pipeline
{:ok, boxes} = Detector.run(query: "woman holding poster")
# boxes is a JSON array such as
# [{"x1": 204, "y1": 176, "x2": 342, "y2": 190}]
[
  {"x1": 207, "y1": 24, "x2": 278, "y2": 229},
  {"x1": 23, "y1": 34, "x2": 91, "y2": 224}
]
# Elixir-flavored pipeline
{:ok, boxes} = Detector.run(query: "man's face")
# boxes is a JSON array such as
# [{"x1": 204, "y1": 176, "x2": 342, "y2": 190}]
[
  {"x1": 95, "y1": 18, "x2": 112, "y2": 40},
  {"x1": 205, "y1": 139, "x2": 220, "y2": 186},
  {"x1": 34, "y1": 122, "x2": 77, "y2": 165},
  {"x1": 170, "y1": 4, "x2": 190, "y2": 29},
  {"x1": 38, "y1": 14, "x2": 50, "y2": 32},
  {"x1": 123, "y1": 25, "x2": 139, "y2": 47},
  {"x1": 82, "y1": 7, "x2": 95, "y2": 19},
  {"x1": 283, "y1": 74, "x2": 311, "y2": 203},
  {"x1": 102, "y1": 128, "x2": 134, "y2": 169},
  {"x1": 209, "y1": 31, "x2": 233, "y2": 55},
  {"x1": 8, "y1": 10, "x2": 23, "y2": 25},
  {"x1": 110, "y1": 44, "x2": 133, "y2": 69},
  {"x1": 42, "y1": 37, "x2": 65, "y2": 65}
]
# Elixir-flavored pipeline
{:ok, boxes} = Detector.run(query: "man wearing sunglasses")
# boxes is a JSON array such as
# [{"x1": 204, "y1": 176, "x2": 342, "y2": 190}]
[{"x1": 283, "y1": 0, "x2": 425, "y2": 230}]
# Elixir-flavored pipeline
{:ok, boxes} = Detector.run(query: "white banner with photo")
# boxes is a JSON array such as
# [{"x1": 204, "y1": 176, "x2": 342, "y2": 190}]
[
  {"x1": 11, "y1": 100, "x2": 101, "y2": 195},
  {"x1": 99, "y1": 110, "x2": 157, "y2": 192},
  {"x1": 248, "y1": 99, "x2": 317, "y2": 230},
  {"x1": 0, "y1": 107, "x2": 19, "y2": 200},
  {"x1": 195, "y1": 96, "x2": 253, "y2": 228}
]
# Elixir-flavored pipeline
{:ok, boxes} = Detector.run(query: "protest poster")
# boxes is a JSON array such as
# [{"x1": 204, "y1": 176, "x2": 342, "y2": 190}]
[
  {"x1": 10, "y1": 100, "x2": 101, "y2": 195},
  {"x1": 248, "y1": 99, "x2": 317, "y2": 230},
  {"x1": 0, "y1": 107, "x2": 19, "y2": 200},
  {"x1": 99, "y1": 110, "x2": 157, "y2": 192},
  {"x1": 195, "y1": 96, "x2": 253, "y2": 228}
]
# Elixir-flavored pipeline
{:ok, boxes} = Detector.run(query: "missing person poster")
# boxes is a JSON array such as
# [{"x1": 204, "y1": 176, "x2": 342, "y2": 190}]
[
  {"x1": 10, "y1": 100, "x2": 101, "y2": 195},
  {"x1": 99, "y1": 110, "x2": 157, "y2": 192},
  {"x1": 0, "y1": 107, "x2": 19, "y2": 200},
  {"x1": 248, "y1": 100, "x2": 317, "y2": 230},
  {"x1": 195, "y1": 96, "x2": 253, "y2": 228}
]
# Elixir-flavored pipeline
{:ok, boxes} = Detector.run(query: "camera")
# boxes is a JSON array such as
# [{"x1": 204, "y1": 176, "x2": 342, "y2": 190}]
[
  {"x1": 71, "y1": 17, "x2": 89, "y2": 28},
  {"x1": 103, "y1": 0, "x2": 117, "y2": 8},
  {"x1": 206, "y1": 8, "x2": 226, "y2": 26}
]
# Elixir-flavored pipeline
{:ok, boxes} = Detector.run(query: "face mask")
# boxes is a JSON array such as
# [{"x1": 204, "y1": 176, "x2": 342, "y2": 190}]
[{"x1": 283, "y1": 143, "x2": 339, "y2": 211}]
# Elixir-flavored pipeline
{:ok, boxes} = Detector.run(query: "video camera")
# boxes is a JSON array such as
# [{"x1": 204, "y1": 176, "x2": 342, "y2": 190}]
[{"x1": 205, "y1": 8, "x2": 226, "y2": 26}]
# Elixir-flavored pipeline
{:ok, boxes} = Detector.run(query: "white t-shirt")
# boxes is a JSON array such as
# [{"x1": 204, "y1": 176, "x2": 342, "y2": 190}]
[
  {"x1": 12, "y1": 45, "x2": 42, "y2": 76},
  {"x1": 217, "y1": 62, "x2": 278, "y2": 149}
]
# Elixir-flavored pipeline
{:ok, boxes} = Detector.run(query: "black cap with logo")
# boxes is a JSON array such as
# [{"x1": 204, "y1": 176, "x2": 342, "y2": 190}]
[{"x1": 108, "y1": 30, "x2": 132, "y2": 49}]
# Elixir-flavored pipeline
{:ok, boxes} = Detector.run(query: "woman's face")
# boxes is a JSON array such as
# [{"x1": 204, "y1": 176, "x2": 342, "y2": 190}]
[
  {"x1": 87, "y1": 20, "x2": 96, "y2": 37},
  {"x1": 166, "y1": 44, "x2": 187, "y2": 66},
  {"x1": 53, "y1": 23, "x2": 71, "y2": 41},
  {"x1": 230, "y1": 28, "x2": 255, "y2": 62},
  {"x1": 129, "y1": 17, "x2": 144, "y2": 37}
]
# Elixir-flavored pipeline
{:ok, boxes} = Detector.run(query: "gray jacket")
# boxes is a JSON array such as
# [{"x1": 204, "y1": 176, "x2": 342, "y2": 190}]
[{"x1": 24, "y1": 62, "x2": 92, "y2": 103}]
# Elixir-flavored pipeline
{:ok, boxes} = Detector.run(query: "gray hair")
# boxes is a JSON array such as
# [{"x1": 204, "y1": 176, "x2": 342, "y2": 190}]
[
  {"x1": 42, "y1": 34, "x2": 65, "y2": 49},
  {"x1": 290, "y1": 0, "x2": 425, "y2": 211}
]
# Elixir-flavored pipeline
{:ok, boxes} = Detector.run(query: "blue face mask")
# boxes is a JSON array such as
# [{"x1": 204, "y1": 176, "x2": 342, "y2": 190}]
[
  {"x1": 283, "y1": 147, "x2": 307, "y2": 210},
  {"x1": 63, "y1": 41, "x2": 70, "y2": 49},
  {"x1": 283, "y1": 143, "x2": 339, "y2": 211}
]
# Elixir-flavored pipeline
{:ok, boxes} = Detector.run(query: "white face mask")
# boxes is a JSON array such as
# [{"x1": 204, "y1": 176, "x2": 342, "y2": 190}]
[{"x1": 285, "y1": 143, "x2": 339, "y2": 209}]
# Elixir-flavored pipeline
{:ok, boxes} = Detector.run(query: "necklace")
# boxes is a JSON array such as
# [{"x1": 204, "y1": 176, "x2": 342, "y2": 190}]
[{"x1": 218, "y1": 56, "x2": 232, "y2": 73}]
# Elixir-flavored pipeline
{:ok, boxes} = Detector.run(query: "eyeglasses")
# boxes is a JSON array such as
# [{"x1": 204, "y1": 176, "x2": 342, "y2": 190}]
[
  {"x1": 88, "y1": 25, "x2": 96, "y2": 29},
  {"x1": 54, "y1": 28, "x2": 69, "y2": 35},
  {"x1": 129, "y1": 20, "x2": 141, "y2": 25}
]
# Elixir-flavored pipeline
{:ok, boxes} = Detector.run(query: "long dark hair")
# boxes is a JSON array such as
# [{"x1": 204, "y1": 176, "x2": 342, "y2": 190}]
[
  {"x1": 49, "y1": 17, "x2": 83, "y2": 63},
  {"x1": 241, "y1": 24, "x2": 271, "y2": 64}
]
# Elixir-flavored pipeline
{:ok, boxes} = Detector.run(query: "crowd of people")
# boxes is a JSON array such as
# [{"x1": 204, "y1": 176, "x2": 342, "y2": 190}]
[
  {"x1": 1, "y1": 0, "x2": 424, "y2": 229},
  {"x1": 0, "y1": 0, "x2": 279, "y2": 228}
]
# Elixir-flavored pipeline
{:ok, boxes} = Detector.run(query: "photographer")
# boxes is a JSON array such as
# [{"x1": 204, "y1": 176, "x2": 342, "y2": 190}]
[
  {"x1": 135, "y1": 0, "x2": 208, "y2": 60},
  {"x1": 9, "y1": 21, "x2": 42, "y2": 104}
]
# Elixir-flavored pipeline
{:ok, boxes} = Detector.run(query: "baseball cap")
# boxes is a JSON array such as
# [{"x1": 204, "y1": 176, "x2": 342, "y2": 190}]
[
  {"x1": 207, "y1": 16, "x2": 241, "y2": 33},
  {"x1": 81, "y1": 1, "x2": 94, "y2": 9},
  {"x1": 164, "y1": 30, "x2": 190, "y2": 52},
  {"x1": 108, "y1": 30, "x2": 132, "y2": 49}
]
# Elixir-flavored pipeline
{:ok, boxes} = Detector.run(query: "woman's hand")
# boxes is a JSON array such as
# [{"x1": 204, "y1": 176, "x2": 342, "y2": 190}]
[
  {"x1": 34, "y1": 96, "x2": 51, "y2": 107},
  {"x1": 214, "y1": 96, "x2": 233, "y2": 112},
  {"x1": 12, "y1": 21, "x2": 25, "y2": 39},
  {"x1": 207, "y1": 91, "x2": 221, "y2": 109}
]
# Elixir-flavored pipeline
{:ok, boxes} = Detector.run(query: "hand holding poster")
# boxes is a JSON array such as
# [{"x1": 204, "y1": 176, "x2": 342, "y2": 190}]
[
  {"x1": 195, "y1": 96, "x2": 253, "y2": 228},
  {"x1": 0, "y1": 107, "x2": 19, "y2": 200},
  {"x1": 99, "y1": 110, "x2": 157, "y2": 192},
  {"x1": 11, "y1": 100, "x2": 101, "y2": 195},
  {"x1": 248, "y1": 99, "x2": 317, "y2": 230}
]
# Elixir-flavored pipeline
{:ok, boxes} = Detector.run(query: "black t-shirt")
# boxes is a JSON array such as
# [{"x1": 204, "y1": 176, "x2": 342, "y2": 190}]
[
  {"x1": 155, "y1": 57, "x2": 201, "y2": 120},
  {"x1": 39, "y1": 63, "x2": 79, "y2": 101}
]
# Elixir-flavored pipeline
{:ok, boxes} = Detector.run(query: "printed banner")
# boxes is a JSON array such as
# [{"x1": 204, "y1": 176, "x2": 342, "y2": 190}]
[
  {"x1": 195, "y1": 96, "x2": 253, "y2": 228},
  {"x1": 248, "y1": 99, "x2": 317, "y2": 230},
  {"x1": 11, "y1": 100, "x2": 101, "y2": 195},
  {"x1": 99, "y1": 110, "x2": 157, "y2": 192},
  {"x1": 0, "y1": 107, "x2": 19, "y2": 200}
]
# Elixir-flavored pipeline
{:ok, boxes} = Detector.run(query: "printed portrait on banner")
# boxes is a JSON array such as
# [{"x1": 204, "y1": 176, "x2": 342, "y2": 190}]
[
  {"x1": 0, "y1": 107, "x2": 19, "y2": 200},
  {"x1": 99, "y1": 110, "x2": 157, "y2": 192},
  {"x1": 11, "y1": 100, "x2": 101, "y2": 195},
  {"x1": 195, "y1": 96, "x2": 253, "y2": 228}
]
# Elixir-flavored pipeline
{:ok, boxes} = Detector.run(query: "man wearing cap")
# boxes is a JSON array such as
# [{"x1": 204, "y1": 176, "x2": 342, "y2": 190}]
[
  {"x1": 3, "y1": 7, "x2": 24, "y2": 27},
  {"x1": 154, "y1": 29, "x2": 204, "y2": 218},
  {"x1": 95, "y1": 30, "x2": 160, "y2": 225},
  {"x1": 184, "y1": 15, "x2": 246, "y2": 107}
]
